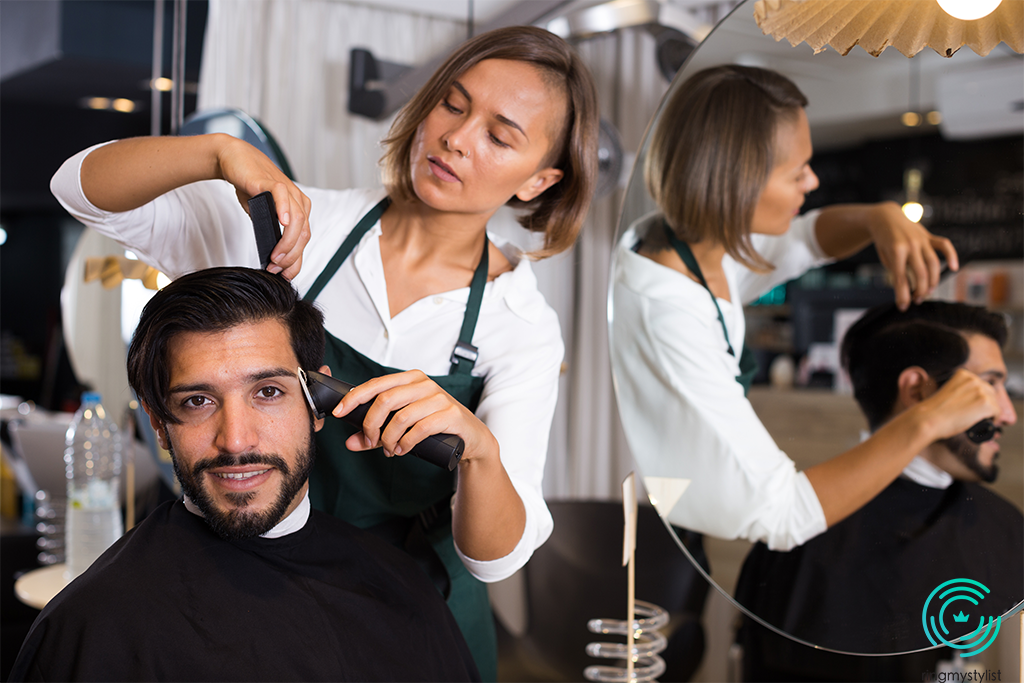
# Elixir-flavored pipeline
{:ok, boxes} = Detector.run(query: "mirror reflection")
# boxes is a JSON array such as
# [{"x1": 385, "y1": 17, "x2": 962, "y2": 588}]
[{"x1": 609, "y1": 0, "x2": 1023, "y2": 661}]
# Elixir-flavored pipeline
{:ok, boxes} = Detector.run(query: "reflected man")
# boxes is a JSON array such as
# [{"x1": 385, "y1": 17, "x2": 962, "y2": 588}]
[
  {"x1": 10, "y1": 267, "x2": 478, "y2": 682},
  {"x1": 735, "y1": 301, "x2": 1021, "y2": 678}
]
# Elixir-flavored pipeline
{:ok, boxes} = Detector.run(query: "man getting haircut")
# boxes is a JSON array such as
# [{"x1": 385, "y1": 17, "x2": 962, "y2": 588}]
[{"x1": 10, "y1": 267, "x2": 478, "y2": 682}]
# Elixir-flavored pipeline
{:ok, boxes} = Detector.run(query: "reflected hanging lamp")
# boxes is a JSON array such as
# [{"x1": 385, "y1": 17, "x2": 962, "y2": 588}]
[{"x1": 753, "y1": 0, "x2": 1024, "y2": 58}]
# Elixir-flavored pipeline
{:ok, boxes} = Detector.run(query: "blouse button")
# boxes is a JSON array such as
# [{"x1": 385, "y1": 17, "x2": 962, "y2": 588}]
[{"x1": 433, "y1": 297, "x2": 444, "y2": 305}]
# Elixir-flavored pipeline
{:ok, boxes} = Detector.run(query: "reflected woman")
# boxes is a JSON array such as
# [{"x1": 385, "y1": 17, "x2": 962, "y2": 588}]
[{"x1": 610, "y1": 65, "x2": 1000, "y2": 550}]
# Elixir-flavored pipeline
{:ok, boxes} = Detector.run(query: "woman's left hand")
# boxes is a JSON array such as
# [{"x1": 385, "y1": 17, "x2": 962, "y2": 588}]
[
  {"x1": 868, "y1": 201, "x2": 959, "y2": 311},
  {"x1": 333, "y1": 370, "x2": 499, "y2": 463}
]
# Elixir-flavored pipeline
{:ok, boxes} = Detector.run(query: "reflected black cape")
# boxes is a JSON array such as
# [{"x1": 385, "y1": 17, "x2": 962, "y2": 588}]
[
  {"x1": 735, "y1": 478, "x2": 1022, "y2": 681},
  {"x1": 9, "y1": 500, "x2": 479, "y2": 682}
]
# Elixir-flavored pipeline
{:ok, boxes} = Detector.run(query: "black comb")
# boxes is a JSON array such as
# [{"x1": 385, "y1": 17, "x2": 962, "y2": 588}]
[{"x1": 248, "y1": 191, "x2": 282, "y2": 270}]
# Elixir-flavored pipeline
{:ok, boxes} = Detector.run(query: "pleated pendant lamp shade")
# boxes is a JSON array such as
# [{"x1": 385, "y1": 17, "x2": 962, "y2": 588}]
[{"x1": 754, "y1": 0, "x2": 1024, "y2": 57}]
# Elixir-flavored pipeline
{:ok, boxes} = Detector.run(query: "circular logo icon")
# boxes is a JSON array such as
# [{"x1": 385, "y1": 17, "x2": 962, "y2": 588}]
[{"x1": 921, "y1": 578, "x2": 1001, "y2": 657}]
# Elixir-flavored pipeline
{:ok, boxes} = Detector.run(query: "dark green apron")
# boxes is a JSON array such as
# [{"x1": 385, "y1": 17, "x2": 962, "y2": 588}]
[
  {"x1": 663, "y1": 220, "x2": 758, "y2": 394},
  {"x1": 303, "y1": 197, "x2": 496, "y2": 680}
]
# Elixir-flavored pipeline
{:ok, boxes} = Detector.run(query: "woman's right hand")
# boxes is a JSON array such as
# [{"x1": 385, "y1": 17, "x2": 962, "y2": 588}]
[
  {"x1": 913, "y1": 368, "x2": 1001, "y2": 441},
  {"x1": 81, "y1": 134, "x2": 311, "y2": 280},
  {"x1": 214, "y1": 136, "x2": 311, "y2": 279}
]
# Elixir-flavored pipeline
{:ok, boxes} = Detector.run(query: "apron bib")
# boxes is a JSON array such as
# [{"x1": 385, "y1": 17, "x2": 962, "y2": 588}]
[
  {"x1": 303, "y1": 198, "x2": 496, "y2": 679},
  {"x1": 663, "y1": 220, "x2": 758, "y2": 394}
]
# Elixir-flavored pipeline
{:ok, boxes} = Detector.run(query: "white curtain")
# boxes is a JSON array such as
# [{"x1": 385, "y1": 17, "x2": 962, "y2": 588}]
[
  {"x1": 197, "y1": 0, "x2": 671, "y2": 501},
  {"x1": 198, "y1": 0, "x2": 466, "y2": 189}
]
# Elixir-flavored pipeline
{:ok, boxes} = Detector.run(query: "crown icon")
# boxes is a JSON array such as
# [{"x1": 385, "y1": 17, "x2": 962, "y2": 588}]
[{"x1": 953, "y1": 611, "x2": 970, "y2": 623}]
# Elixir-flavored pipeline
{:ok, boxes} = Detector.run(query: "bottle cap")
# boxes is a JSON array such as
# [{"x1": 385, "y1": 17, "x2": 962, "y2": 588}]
[{"x1": 81, "y1": 391, "x2": 102, "y2": 404}]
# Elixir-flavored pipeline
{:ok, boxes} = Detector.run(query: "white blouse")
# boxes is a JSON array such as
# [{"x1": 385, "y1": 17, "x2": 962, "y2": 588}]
[
  {"x1": 51, "y1": 142, "x2": 560, "y2": 581},
  {"x1": 610, "y1": 211, "x2": 832, "y2": 550}
]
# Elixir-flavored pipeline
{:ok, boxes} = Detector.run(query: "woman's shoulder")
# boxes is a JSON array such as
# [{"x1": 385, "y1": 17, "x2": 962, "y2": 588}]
[{"x1": 485, "y1": 234, "x2": 559, "y2": 329}]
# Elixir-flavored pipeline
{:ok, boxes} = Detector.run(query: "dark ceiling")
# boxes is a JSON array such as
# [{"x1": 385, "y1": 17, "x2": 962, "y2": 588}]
[{"x1": 1, "y1": 0, "x2": 208, "y2": 211}]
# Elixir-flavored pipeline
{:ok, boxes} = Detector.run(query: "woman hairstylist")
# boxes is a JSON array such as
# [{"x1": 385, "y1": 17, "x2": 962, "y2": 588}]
[
  {"x1": 610, "y1": 65, "x2": 1001, "y2": 552},
  {"x1": 51, "y1": 26, "x2": 598, "y2": 678}
]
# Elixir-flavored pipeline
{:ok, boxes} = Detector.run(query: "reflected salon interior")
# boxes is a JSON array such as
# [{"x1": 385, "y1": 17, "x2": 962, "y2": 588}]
[{"x1": 1, "y1": 1, "x2": 1022, "y2": 681}]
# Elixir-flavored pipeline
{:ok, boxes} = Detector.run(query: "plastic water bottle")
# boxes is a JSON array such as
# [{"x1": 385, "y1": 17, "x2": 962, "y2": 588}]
[{"x1": 64, "y1": 392, "x2": 123, "y2": 580}]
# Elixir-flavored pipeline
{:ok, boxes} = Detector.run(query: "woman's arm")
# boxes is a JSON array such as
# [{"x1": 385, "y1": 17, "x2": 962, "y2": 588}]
[
  {"x1": 805, "y1": 368, "x2": 1000, "y2": 527},
  {"x1": 77, "y1": 135, "x2": 311, "y2": 279},
  {"x1": 813, "y1": 202, "x2": 959, "y2": 310}
]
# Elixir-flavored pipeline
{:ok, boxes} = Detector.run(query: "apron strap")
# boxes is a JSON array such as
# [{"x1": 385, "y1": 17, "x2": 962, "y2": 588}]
[
  {"x1": 301, "y1": 194, "x2": 488, "y2": 377},
  {"x1": 662, "y1": 220, "x2": 735, "y2": 357},
  {"x1": 303, "y1": 197, "x2": 392, "y2": 303},
  {"x1": 449, "y1": 236, "x2": 489, "y2": 375}
]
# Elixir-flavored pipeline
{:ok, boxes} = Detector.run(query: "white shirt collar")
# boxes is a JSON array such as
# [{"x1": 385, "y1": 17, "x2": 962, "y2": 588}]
[
  {"x1": 901, "y1": 456, "x2": 954, "y2": 489},
  {"x1": 182, "y1": 490, "x2": 312, "y2": 538}
]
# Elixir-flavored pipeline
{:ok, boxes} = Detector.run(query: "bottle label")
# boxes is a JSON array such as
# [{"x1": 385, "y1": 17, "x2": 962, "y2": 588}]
[{"x1": 68, "y1": 478, "x2": 120, "y2": 509}]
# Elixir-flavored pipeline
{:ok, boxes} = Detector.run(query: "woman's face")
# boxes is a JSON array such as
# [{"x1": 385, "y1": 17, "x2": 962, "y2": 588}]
[
  {"x1": 750, "y1": 108, "x2": 819, "y2": 236},
  {"x1": 408, "y1": 58, "x2": 566, "y2": 218}
]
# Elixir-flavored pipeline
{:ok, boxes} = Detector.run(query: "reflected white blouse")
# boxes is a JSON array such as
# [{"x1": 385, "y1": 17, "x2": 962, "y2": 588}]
[{"x1": 610, "y1": 211, "x2": 831, "y2": 551}]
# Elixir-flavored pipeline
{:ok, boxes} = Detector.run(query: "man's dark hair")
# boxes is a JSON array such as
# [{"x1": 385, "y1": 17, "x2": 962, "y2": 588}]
[
  {"x1": 841, "y1": 301, "x2": 1008, "y2": 430},
  {"x1": 127, "y1": 267, "x2": 325, "y2": 425}
]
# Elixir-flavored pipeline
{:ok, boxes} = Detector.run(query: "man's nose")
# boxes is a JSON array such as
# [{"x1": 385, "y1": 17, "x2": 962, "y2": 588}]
[
  {"x1": 214, "y1": 399, "x2": 260, "y2": 453},
  {"x1": 997, "y1": 387, "x2": 1017, "y2": 427}
]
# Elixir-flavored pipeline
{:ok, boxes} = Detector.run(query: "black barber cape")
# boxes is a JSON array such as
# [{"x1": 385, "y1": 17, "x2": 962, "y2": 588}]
[
  {"x1": 9, "y1": 500, "x2": 479, "y2": 682},
  {"x1": 735, "y1": 478, "x2": 1023, "y2": 681}
]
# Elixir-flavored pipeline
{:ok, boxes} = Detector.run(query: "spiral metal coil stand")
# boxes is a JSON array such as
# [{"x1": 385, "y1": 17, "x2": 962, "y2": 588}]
[{"x1": 584, "y1": 600, "x2": 669, "y2": 682}]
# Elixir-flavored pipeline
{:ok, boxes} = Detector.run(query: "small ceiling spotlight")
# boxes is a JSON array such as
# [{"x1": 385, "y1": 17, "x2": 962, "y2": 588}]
[
  {"x1": 81, "y1": 97, "x2": 140, "y2": 113},
  {"x1": 901, "y1": 111, "x2": 921, "y2": 127}
]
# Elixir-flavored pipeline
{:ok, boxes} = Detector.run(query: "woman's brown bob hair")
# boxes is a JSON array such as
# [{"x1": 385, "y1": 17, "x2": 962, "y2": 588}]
[
  {"x1": 379, "y1": 25, "x2": 599, "y2": 259},
  {"x1": 644, "y1": 65, "x2": 808, "y2": 272}
]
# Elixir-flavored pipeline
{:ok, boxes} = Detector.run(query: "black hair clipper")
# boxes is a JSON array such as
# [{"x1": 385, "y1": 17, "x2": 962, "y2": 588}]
[
  {"x1": 248, "y1": 191, "x2": 283, "y2": 270},
  {"x1": 966, "y1": 418, "x2": 997, "y2": 444},
  {"x1": 298, "y1": 368, "x2": 464, "y2": 471}
]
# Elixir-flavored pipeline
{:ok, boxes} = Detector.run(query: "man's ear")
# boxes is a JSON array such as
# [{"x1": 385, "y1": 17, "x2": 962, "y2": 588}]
[
  {"x1": 515, "y1": 167, "x2": 564, "y2": 202},
  {"x1": 142, "y1": 403, "x2": 170, "y2": 451},
  {"x1": 311, "y1": 365, "x2": 332, "y2": 432},
  {"x1": 896, "y1": 366, "x2": 936, "y2": 410}
]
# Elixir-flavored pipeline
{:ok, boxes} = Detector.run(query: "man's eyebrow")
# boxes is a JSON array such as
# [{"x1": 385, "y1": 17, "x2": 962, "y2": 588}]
[
  {"x1": 168, "y1": 368, "x2": 297, "y2": 394},
  {"x1": 978, "y1": 369, "x2": 1007, "y2": 381},
  {"x1": 451, "y1": 80, "x2": 526, "y2": 139}
]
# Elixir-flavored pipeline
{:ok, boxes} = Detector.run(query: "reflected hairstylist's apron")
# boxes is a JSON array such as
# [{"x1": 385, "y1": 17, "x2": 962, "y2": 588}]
[
  {"x1": 663, "y1": 221, "x2": 758, "y2": 394},
  {"x1": 303, "y1": 197, "x2": 496, "y2": 680}
]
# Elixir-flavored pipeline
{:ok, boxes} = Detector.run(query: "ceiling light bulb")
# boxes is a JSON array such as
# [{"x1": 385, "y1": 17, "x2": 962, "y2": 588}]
[
  {"x1": 152, "y1": 77, "x2": 173, "y2": 92},
  {"x1": 937, "y1": 0, "x2": 1002, "y2": 21},
  {"x1": 901, "y1": 112, "x2": 921, "y2": 127},
  {"x1": 87, "y1": 97, "x2": 111, "y2": 110},
  {"x1": 902, "y1": 202, "x2": 924, "y2": 223},
  {"x1": 112, "y1": 98, "x2": 135, "y2": 113},
  {"x1": 926, "y1": 111, "x2": 943, "y2": 125}
]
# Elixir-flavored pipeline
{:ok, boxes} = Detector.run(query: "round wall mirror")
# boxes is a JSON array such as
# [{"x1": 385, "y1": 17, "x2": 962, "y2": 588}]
[{"x1": 609, "y1": 0, "x2": 1023, "y2": 658}]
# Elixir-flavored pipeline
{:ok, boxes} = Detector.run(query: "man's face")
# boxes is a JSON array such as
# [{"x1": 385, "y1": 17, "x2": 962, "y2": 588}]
[
  {"x1": 935, "y1": 333, "x2": 1018, "y2": 483},
  {"x1": 147, "y1": 319, "x2": 324, "y2": 538}
]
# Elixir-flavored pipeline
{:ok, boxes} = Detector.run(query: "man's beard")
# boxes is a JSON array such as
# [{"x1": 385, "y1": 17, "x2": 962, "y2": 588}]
[
  {"x1": 168, "y1": 426, "x2": 316, "y2": 539},
  {"x1": 939, "y1": 429, "x2": 1000, "y2": 484}
]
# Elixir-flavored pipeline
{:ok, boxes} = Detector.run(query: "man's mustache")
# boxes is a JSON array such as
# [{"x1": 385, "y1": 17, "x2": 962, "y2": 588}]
[{"x1": 191, "y1": 452, "x2": 290, "y2": 476}]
